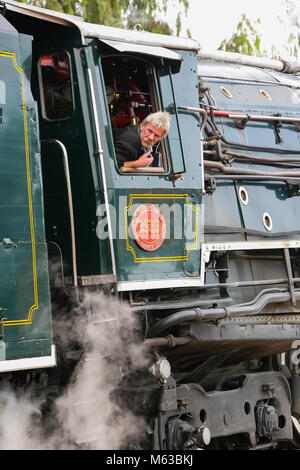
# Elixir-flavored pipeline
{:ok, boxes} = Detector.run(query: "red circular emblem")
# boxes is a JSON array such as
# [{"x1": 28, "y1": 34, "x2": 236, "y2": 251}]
[{"x1": 131, "y1": 204, "x2": 166, "y2": 251}]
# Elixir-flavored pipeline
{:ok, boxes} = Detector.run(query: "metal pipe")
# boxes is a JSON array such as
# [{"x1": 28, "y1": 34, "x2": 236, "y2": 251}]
[
  {"x1": 225, "y1": 151, "x2": 300, "y2": 167},
  {"x1": 144, "y1": 336, "x2": 192, "y2": 347},
  {"x1": 210, "y1": 110, "x2": 300, "y2": 124},
  {"x1": 131, "y1": 277, "x2": 300, "y2": 312},
  {"x1": 204, "y1": 277, "x2": 300, "y2": 289},
  {"x1": 204, "y1": 159, "x2": 300, "y2": 177},
  {"x1": 204, "y1": 133, "x2": 300, "y2": 155},
  {"x1": 197, "y1": 50, "x2": 300, "y2": 74},
  {"x1": 211, "y1": 174, "x2": 300, "y2": 183},
  {"x1": 202, "y1": 110, "x2": 300, "y2": 155},
  {"x1": 283, "y1": 247, "x2": 296, "y2": 306},
  {"x1": 131, "y1": 297, "x2": 231, "y2": 312},
  {"x1": 148, "y1": 288, "x2": 300, "y2": 337},
  {"x1": 130, "y1": 277, "x2": 300, "y2": 312},
  {"x1": 177, "y1": 106, "x2": 207, "y2": 133},
  {"x1": 42, "y1": 139, "x2": 78, "y2": 287},
  {"x1": 220, "y1": 135, "x2": 300, "y2": 154}
]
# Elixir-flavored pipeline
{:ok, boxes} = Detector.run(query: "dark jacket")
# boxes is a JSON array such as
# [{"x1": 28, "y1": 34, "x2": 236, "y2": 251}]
[
  {"x1": 113, "y1": 126, "x2": 144, "y2": 168},
  {"x1": 113, "y1": 126, "x2": 161, "y2": 168},
  {"x1": 113, "y1": 126, "x2": 162, "y2": 168}
]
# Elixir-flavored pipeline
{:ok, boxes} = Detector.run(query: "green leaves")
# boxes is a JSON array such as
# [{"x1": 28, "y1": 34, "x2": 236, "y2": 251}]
[
  {"x1": 218, "y1": 13, "x2": 266, "y2": 57},
  {"x1": 15, "y1": 0, "x2": 190, "y2": 35}
]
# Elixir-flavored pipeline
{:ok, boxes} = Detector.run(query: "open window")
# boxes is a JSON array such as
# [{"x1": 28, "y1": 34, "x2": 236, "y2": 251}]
[
  {"x1": 38, "y1": 51, "x2": 74, "y2": 120},
  {"x1": 102, "y1": 55, "x2": 167, "y2": 174}
]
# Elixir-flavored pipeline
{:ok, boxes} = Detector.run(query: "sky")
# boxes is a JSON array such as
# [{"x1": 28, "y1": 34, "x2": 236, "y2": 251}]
[{"x1": 162, "y1": 0, "x2": 300, "y2": 59}]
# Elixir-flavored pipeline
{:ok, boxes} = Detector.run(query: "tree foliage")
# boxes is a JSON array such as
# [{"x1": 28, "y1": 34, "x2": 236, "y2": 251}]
[
  {"x1": 218, "y1": 3, "x2": 300, "y2": 60},
  {"x1": 16, "y1": 0, "x2": 189, "y2": 35},
  {"x1": 218, "y1": 13, "x2": 266, "y2": 57},
  {"x1": 277, "y1": 0, "x2": 300, "y2": 59}
]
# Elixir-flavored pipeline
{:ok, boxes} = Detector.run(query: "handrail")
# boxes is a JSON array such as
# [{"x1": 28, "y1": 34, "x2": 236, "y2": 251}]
[
  {"x1": 177, "y1": 105, "x2": 208, "y2": 133},
  {"x1": 41, "y1": 139, "x2": 78, "y2": 287},
  {"x1": 209, "y1": 109, "x2": 300, "y2": 124}
]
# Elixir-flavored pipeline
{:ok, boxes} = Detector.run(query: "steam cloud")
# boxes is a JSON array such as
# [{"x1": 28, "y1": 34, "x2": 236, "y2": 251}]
[{"x1": 0, "y1": 290, "x2": 149, "y2": 450}]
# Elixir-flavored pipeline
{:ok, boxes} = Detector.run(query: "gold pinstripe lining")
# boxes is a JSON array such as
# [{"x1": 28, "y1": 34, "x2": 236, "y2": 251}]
[
  {"x1": 0, "y1": 52, "x2": 38, "y2": 326},
  {"x1": 124, "y1": 194, "x2": 199, "y2": 262}
]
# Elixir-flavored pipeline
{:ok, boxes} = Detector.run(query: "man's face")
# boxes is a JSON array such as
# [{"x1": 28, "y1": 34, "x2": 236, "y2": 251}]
[{"x1": 140, "y1": 123, "x2": 165, "y2": 148}]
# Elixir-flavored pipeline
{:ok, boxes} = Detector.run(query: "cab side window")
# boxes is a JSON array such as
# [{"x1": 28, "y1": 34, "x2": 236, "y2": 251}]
[
  {"x1": 102, "y1": 56, "x2": 154, "y2": 128},
  {"x1": 38, "y1": 51, "x2": 74, "y2": 120},
  {"x1": 102, "y1": 56, "x2": 167, "y2": 173}
]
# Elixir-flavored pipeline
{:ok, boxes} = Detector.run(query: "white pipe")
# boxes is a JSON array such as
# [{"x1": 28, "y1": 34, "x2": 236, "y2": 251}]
[{"x1": 198, "y1": 50, "x2": 300, "y2": 74}]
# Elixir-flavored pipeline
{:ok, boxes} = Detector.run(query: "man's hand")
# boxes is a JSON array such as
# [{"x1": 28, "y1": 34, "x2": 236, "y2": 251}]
[
  {"x1": 137, "y1": 151, "x2": 154, "y2": 167},
  {"x1": 123, "y1": 150, "x2": 154, "y2": 168}
]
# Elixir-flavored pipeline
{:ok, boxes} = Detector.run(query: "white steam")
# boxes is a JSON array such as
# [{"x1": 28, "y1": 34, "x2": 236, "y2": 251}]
[
  {"x1": 0, "y1": 291, "x2": 150, "y2": 450},
  {"x1": 0, "y1": 387, "x2": 44, "y2": 449}
]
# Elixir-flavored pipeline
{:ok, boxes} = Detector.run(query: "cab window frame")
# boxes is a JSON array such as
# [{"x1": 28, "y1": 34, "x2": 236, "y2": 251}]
[
  {"x1": 101, "y1": 53, "x2": 170, "y2": 176},
  {"x1": 38, "y1": 50, "x2": 75, "y2": 122}
]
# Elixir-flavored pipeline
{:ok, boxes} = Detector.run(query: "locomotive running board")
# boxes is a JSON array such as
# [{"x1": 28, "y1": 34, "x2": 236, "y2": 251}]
[
  {"x1": 117, "y1": 277, "x2": 203, "y2": 292},
  {"x1": 200, "y1": 239, "x2": 300, "y2": 285},
  {"x1": 117, "y1": 240, "x2": 300, "y2": 292},
  {"x1": 0, "y1": 345, "x2": 56, "y2": 373}
]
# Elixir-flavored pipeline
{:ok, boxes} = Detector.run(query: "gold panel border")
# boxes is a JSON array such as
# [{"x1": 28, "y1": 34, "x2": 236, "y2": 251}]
[
  {"x1": 124, "y1": 194, "x2": 199, "y2": 263},
  {"x1": 0, "y1": 52, "x2": 38, "y2": 326}
]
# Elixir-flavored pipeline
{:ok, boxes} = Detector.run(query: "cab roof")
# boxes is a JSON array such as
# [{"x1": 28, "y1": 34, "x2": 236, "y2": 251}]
[{"x1": 3, "y1": 0, "x2": 200, "y2": 52}]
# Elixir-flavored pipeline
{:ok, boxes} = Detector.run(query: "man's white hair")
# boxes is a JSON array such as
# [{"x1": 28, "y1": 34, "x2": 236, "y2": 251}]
[{"x1": 141, "y1": 111, "x2": 171, "y2": 138}]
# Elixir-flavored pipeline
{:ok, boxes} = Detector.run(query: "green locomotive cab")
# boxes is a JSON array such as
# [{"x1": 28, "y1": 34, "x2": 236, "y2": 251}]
[
  {"x1": 1, "y1": 0, "x2": 300, "y2": 451},
  {"x1": 0, "y1": 9, "x2": 54, "y2": 370}
]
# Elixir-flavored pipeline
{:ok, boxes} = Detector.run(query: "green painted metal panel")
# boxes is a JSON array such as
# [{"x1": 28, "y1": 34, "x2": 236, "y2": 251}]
[
  {"x1": 0, "y1": 24, "x2": 52, "y2": 360},
  {"x1": 112, "y1": 189, "x2": 201, "y2": 281},
  {"x1": 202, "y1": 76, "x2": 300, "y2": 239}
]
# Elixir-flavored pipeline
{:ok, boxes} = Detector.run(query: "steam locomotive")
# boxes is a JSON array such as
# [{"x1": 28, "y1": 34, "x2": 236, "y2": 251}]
[{"x1": 1, "y1": 0, "x2": 300, "y2": 450}]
